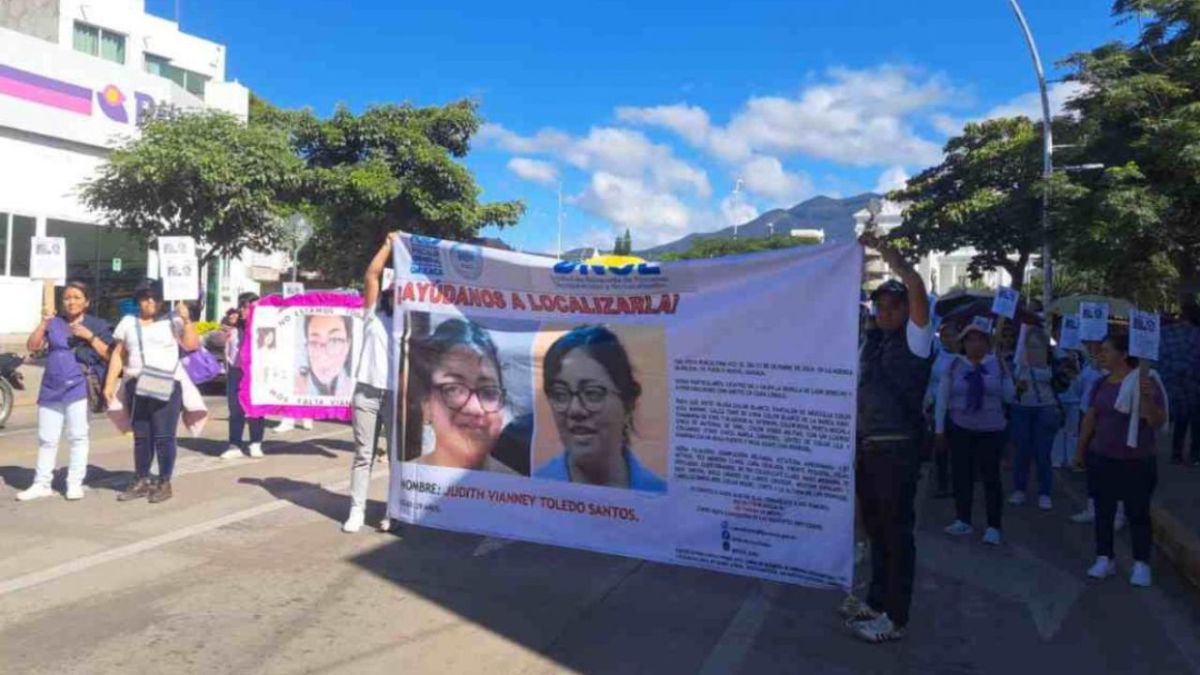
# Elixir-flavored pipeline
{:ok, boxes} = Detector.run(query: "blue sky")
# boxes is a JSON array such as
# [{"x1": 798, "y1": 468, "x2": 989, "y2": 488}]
[{"x1": 148, "y1": 0, "x2": 1134, "y2": 253}]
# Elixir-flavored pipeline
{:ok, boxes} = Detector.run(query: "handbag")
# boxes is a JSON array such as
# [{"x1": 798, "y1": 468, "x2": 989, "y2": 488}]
[
  {"x1": 180, "y1": 347, "x2": 222, "y2": 384},
  {"x1": 80, "y1": 363, "x2": 106, "y2": 414},
  {"x1": 133, "y1": 319, "x2": 176, "y2": 402}
]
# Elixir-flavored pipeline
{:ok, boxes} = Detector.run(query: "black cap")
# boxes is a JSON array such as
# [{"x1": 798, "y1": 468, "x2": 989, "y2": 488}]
[
  {"x1": 133, "y1": 278, "x2": 163, "y2": 301},
  {"x1": 870, "y1": 279, "x2": 908, "y2": 301}
]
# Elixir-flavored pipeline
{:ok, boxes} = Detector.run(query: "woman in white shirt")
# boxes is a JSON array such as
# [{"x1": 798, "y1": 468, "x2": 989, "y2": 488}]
[
  {"x1": 342, "y1": 235, "x2": 397, "y2": 533},
  {"x1": 1009, "y1": 328, "x2": 1062, "y2": 510},
  {"x1": 103, "y1": 279, "x2": 200, "y2": 504}
]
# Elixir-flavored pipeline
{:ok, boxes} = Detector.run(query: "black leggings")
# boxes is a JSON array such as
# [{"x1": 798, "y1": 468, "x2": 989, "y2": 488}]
[
  {"x1": 1093, "y1": 454, "x2": 1157, "y2": 561},
  {"x1": 130, "y1": 381, "x2": 183, "y2": 481},
  {"x1": 948, "y1": 425, "x2": 1005, "y2": 529}
]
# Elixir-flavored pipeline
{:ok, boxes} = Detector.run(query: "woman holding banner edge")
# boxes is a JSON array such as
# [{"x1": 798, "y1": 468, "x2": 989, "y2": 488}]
[{"x1": 343, "y1": 235, "x2": 398, "y2": 533}]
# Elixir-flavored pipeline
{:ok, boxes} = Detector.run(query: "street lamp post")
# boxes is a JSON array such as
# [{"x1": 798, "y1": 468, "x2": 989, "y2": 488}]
[{"x1": 1008, "y1": 0, "x2": 1055, "y2": 312}]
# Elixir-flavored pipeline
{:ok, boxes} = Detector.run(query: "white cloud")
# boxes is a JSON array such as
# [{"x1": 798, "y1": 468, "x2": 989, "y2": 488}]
[
  {"x1": 932, "y1": 81, "x2": 1087, "y2": 136},
  {"x1": 720, "y1": 194, "x2": 759, "y2": 226},
  {"x1": 618, "y1": 65, "x2": 949, "y2": 168},
  {"x1": 739, "y1": 156, "x2": 815, "y2": 203},
  {"x1": 480, "y1": 124, "x2": 710, "y2": 198},
  {"x1": 874, "y1": 166, "x2": 910, "y2": 194},
  {"x1": 616, "y1": 104, "x2": 712, "y2": 146},
  {"x1": 573, "y1": 172, "x2": 692, "y2": 245},
  {"x1": 506, "y1": 157, "x2": 559, "y2": 186}
]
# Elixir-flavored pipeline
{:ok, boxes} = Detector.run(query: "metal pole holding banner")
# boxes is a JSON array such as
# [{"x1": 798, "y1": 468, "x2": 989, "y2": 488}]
[{"x1": 1008, "y1": 0, "x2": 1054, "y2": 312}]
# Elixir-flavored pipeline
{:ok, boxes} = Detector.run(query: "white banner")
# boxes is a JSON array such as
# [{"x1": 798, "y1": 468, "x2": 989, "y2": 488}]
[
  {"x1": 157, "y1": 236, "x2": 199, "y2": 301},
  {"x1": 1130, "y1": 310, "x2": 1161, "y2": 362},
  {"x1": 30, "y1": 237, "x2": 66, "y2": 281},
  {"x1": 388, "y1": 234, "x2": 862, "y2": 589}
]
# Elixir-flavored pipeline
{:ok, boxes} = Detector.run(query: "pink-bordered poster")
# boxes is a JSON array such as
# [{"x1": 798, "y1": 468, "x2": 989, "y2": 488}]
[{"x1": 240, "y1": 291, "x2": 364, "y2": 420}]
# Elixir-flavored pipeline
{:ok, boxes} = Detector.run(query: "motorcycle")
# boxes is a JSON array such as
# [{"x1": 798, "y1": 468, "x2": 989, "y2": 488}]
[{"x1": 0, "y1": 352, "x2": 25, "y2": 428}]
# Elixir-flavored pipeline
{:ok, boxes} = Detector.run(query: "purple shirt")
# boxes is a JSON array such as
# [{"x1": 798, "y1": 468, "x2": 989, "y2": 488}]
[
  {"x1": 39, "y1": 318, "x2": 87, "y2": 405},
  {"x1": 1087, "y1": 378, "x2": 1164, "y2": 459}
]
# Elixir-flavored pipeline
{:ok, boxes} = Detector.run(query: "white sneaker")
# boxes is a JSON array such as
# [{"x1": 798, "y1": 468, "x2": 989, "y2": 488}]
[
  {"x1": 248, "y1": 443, "x2": 264, "y2": 458},
  {"x1": 1087, "y1": 556, "x2": 1117, "y2": 579},
  {"x1": 983, "y1": 528, "x2": 1003, "y2": 545},
  {"x1": 220, "y1": 446, "x2": 244, "y2": 460},
  {"x1": 300, "y1": 419, "x2": 314, "y2": 430},
  {"x1": 1130, "y1": 561, "x2": 1152, "y2": 587},
  {"x1": 16, "y1": 484, "x2": 54, "y2": 501},
  {"x1": 944, "y1": 520, "x2": 974, "y2": 536},
  {"x1": 272, "y1": 420, "x2": 295, "y2": 434},
  {"x1": 342, "y1": 507, "x2": 365, "y2": 533},
  {"x1": 849, "y1": 612, "x2": 905, "y2": 643},
  {"x1": 1070, "y1": 508, "x2": 1095, "y2": 524},
  {"x1": 1008, "y1": 491, "x2": 1027, "y2": 506},
  {"x1": 378, "y1": 518, "x2": 392, "y2": 533},
  {"x1": 1038, "y1": 495, "x2": 1053, "y2": 511},
  {"x1": 65, "y1": 485, "x2": 84, "y2": 501}
]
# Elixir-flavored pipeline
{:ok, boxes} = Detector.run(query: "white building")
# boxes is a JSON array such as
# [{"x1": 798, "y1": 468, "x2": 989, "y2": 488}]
[
  {"x1": 854, "y1": 200, "x2": 1015, "y2": 294},
  {"x1": 789, "y1": 228, "x2": 826, "y2": 244},
  {"x1": 0, "y1": 0, "x2": 269, "y2": 335}
]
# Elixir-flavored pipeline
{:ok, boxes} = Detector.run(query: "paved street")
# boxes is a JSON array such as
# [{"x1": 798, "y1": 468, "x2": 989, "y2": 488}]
[{"x1": 1, "y1": 396, "x2": 1198, "y2": 674}]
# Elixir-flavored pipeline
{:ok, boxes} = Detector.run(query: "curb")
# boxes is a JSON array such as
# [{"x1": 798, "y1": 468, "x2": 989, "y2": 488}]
[{"x1": 1151, "y1": 504, "x2": 1200, "y2": 591}]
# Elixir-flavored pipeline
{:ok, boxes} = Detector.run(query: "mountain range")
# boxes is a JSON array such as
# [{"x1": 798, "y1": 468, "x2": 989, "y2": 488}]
[{"x1": 557, "y1": 193, "x2": 879, "y2": 259}]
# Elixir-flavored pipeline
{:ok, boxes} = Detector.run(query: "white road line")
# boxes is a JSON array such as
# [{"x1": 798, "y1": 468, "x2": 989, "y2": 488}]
[
  {"x1": 698, "y1": 581, "x2": 780, "y2": 675},
  {"x1": 0, "y1": 428, "x2": 365, "y2": 598}
]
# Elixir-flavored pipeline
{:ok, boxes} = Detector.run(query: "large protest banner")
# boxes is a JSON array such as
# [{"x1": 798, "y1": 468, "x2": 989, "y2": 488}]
[
  {"x1": 241, "y1": 291, "x2": 364, "y2": 421},
  {"x1": 388, "y1": 234, "x2": 862, "y2": 589}
]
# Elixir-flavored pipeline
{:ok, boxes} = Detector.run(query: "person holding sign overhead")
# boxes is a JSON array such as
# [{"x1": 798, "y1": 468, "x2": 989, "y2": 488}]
[
  {"x1": 16, "y1": 281, "x2": 112, "y2": 502},
  {"x1": 842, "y1": 232, "x2": 933, "y2": 644},
  {"x1": 1074, "y1": 334, "x2": 1168, "y2": 587},
  {"x1": 343, "y1": 235, "x2": 398, "y2": 533},
  {"x1": 104, "y1": 279, "x2": 201, "y2": 504}
]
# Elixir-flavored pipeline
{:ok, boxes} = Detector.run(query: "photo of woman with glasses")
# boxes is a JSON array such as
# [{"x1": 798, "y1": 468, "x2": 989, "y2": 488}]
[
  {"x1": 294, "y1": 313, "x2": 356, "y2": 398},
  {"x1": 534, "y1": 325, "x2": 667, "y2": 493},
  {"x1": 407, "y1": 318, "x2": 517, "y2": 474}
]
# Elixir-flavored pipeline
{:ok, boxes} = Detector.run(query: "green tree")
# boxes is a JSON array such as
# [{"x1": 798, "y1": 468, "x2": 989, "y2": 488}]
[
  {"x1": 1058, "y1": 0, "x2": 1200, "y2": 303},
  {"x1": 888, "y1": 117, "x2": 1058, "y2": 292},
  {"x1": 659, "y1": 234, "x2": 818, "y2": 261},
  {"x1": 292, "y1": 101, "x2": 524, "y2": 284},
  {"x1": 613, "y1": 228, "x2": 633, "y2": 255},
  {"x1": 80, "y1": 110, "x2": 305, "y2": 266}
]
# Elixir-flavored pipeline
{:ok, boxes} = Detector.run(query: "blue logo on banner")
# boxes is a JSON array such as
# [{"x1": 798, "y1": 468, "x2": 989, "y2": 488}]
[
  {"x1": 450, "y1": 242, "x2": 484, "y2": 280},
  {"x1": 409, "y1": 236, "x2": 444, "y2": 277},
  {"x1": 552, "y1": 261, "x2": 661, "y2": 276}
]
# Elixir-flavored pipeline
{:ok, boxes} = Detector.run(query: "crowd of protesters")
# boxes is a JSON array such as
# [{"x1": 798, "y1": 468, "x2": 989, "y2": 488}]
[{"x1": 9, "y1": 231, "x2": 1198, "y2": 646}]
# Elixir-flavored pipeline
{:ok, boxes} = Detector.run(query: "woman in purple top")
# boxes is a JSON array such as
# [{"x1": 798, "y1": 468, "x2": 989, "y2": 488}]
[
  {"x1": 1074, "y1": 334, "x2": 1167, "y2": 587},
  {"x1": 16, "y1": 281, "x2": 112, "y2": 502}
]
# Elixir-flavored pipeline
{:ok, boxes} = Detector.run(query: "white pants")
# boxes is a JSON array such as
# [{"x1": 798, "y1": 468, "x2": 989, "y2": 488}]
[
  {"x1": 1052, "y1": 406, "x2": 1081, "y2": 467},
  {"x1": 34, "y1": 399, "x2": 90, "y2": 489}
]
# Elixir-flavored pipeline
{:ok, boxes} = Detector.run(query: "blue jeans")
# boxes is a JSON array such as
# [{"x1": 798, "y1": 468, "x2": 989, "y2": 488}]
[
  {"x1": 1011, "y1": 405, "x2": 1059, "y2": 497},
  {"x1": 130, "y1": 381, "x2": 182, "y2": 480},
  {"x1": 226, "y1": 367, "x2": 264, "y2": 446}
]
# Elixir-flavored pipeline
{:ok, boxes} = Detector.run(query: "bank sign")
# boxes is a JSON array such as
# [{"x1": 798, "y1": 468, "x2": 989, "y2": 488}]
[{"x1": 0, "y1": 63, "x2": 176, "y2": 128}]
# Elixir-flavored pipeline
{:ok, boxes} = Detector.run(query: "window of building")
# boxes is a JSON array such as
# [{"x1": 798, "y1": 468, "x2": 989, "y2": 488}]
[
  {"x1": 0, "y1": 213, "x2": 7, "y2": 276},
  {"x1": 8, "y1": 215, "x2": 35, "y2": 277},
  {"x1": 144, "y1": 53, "x2": 209, "y2": 98},
  {"x1": 73, "y1": 22, "x2": 125, "y2": 64},
  {"x1": 47, "y1": 220, "x2": 149, "y2": 322}
]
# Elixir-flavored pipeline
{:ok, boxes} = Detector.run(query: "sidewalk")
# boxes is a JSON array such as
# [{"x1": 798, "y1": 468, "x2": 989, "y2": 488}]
[{"x1": 1153, "y1": 439, "x2": 1200, "y2": 590}]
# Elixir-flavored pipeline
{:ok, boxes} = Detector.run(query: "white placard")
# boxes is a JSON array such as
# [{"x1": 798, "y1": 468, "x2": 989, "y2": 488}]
[
  {"x1": 389, "y1": 234, "x2": 862, "y2": 590},
  {"x1": 991, "y1": 286, "x2": 1019, "y2": 320},
  {"x1": 30, "y1": 237, "x2": 66, "y2": 281},
  {"x1": 1078, "y1": 302, "x2": 1109, "y2": 342},
  {"x1": 282, "y1": 282, "x2": 305, "y2": 298},
  {"x1": 158, "y1": 236, "x2": 199, "y2": 301},
  {"x1": 1130, "y1": 310, "x2": 1161, "y2": 362},
  {"x1": 1059, "y1": 314, "x2": 1082, "y2": 351}
]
